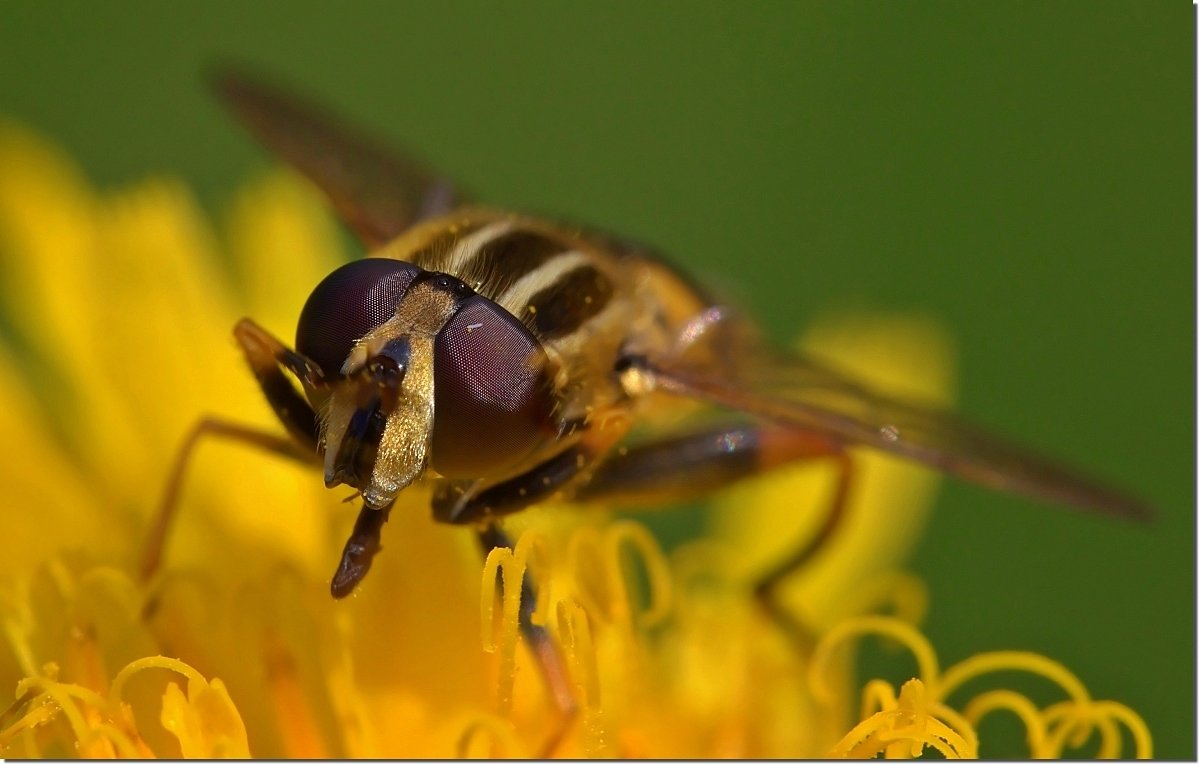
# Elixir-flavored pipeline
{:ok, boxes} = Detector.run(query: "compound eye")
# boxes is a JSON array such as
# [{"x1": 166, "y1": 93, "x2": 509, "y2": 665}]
[
  {"x1": 432, "y1": 296, "x2": 554, "y2": 478},
  {"x1": 295, "y1": 259, "x2": 422, "y2": 377}
]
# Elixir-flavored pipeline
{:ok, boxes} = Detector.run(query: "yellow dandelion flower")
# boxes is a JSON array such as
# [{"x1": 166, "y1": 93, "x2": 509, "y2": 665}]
[{"x1": 0, "y1": 123, "x2": 1150, "y2": 759}]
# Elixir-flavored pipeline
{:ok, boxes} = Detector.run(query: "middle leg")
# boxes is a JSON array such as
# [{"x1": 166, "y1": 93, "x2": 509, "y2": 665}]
[{"x1": 478, "y1": 525, "x2": 577, "y2": 756}]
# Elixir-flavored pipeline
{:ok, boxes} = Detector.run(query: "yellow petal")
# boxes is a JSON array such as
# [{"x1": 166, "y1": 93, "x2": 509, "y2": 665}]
[{"x1": 225, "y1": 171, "x2": 347, "y2": 332}]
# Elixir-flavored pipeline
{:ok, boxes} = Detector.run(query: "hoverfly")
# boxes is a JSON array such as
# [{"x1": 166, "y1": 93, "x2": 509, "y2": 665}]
[{"x1": 141, "y1": 70, "x2": 1147, "y2": 611}]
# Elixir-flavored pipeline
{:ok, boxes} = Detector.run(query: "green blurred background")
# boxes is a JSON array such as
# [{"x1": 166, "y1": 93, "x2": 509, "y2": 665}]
[{"x1": 1, "y1": 0, "x2": 1192, "y2": 757}]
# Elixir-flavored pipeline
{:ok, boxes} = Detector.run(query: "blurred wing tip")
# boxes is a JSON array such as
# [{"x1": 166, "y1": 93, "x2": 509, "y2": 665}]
[
  {"x1": 204, "y1": 62, "x2": 252, "y2": 100},
  {"x1": 1065, "y1": 485, "x2": 1154, "y2": 523},
  {"x1": 1107, "y1": 495, "x2": 1154, "y2": 523},
  {"x1": 205, "y1": 65, "x2": 292, "y2": 118},
  {"x1": 204, "y1": 61, "x2": 270, "y2": 91}
]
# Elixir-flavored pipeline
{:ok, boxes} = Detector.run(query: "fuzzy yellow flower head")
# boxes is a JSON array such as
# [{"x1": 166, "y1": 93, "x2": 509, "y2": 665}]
[{"x1": 0, "y1": 124, "x2": 1150, "y2": 758}]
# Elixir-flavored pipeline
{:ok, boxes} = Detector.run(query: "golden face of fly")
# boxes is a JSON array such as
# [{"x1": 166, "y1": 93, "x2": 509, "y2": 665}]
[{"x1": 295, "y1": 260, "x2": 557, "y2": 510}]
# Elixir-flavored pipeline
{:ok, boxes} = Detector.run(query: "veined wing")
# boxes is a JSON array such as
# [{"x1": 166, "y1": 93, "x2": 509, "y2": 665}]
[
  {"x1": 211, "y1": 68, "x2": 464, "y2": 248},
  {"x1": 641, "y1": 345, "x2": 1149, "y2": 520}
]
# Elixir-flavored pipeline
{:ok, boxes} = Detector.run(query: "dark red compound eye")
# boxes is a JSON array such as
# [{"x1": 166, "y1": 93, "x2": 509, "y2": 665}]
[
  {"x1": 295, "y1": 259, "x2": 422, "y2": 377},
  {"x1": 431, "y1": 296, "x2": 555, "y2": 478}
]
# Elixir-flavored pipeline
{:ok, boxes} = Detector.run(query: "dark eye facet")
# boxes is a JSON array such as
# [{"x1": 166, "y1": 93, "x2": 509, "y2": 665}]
[
  {"x1": 295, "y1": 259, "x2": 422, "y2": 377},
  {"x1": 431, "y1": 296, "x2": 555, "y2": 478}
]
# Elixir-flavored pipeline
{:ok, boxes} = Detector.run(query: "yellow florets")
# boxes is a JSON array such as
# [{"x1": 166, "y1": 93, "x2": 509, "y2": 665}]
[{"x1": 0, "y1": 124, "x2": 1151, "y2": 759}]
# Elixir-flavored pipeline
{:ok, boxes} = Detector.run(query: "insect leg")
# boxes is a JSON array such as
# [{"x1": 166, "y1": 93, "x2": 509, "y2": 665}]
[
  {"x1": 477, "y1": 525, "x2": 577, "y2": 752},
  {"x1": 141, "y1": 320, "x2": 324, "y2": 582},
  {"x1": 574, "y1": 422, "x2": 844, "y2": 506},
  {"x1": 233, "y1": 317, "x2": 325, "y2": 445},
  {"x1": 748, "y1": 441, "x2": 852, "y2": 653},
  {"x1": 432, "y1": 417, "x2": 631, "y2": 525},
  {"x1": 140, "y1": 417, "x2": 317, "y2": 582},
  {"x1": 571, "y1": 422, "x2": 852, "y2": 650}
]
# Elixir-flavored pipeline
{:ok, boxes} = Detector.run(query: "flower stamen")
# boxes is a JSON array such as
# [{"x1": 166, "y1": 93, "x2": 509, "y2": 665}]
[{"x1": 815, "y1": 616, "x2": 1152, "y2": 759}]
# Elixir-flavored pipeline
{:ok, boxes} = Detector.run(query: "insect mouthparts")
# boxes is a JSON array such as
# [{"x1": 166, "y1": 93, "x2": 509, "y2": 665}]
[{"x1": 326, "y1": 397, "x2": 388, "y2": 491}]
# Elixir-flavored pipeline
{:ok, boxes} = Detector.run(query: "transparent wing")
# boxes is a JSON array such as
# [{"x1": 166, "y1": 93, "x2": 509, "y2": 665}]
[
  {"x1": 641, "y1": 344, "x2": 1149, "y2": 520},
  {"x1": 211, "y1": 68, "x2": 464, "y2": 248}
]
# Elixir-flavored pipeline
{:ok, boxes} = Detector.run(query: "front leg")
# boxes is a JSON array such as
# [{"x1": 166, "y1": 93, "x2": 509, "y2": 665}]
[
  {"x1": 233, "y1": 317, "x2": 326, "y2": 445},
  {"x1": 141, "y1": 319, "x2": 325, "y2": 582}
]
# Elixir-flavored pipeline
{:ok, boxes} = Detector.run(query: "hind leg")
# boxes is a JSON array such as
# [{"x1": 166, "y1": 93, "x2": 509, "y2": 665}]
[{"x1": 573, "y1": 421, "x2": 855, "y2": 650}]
